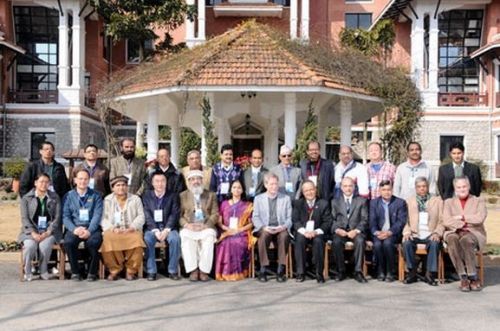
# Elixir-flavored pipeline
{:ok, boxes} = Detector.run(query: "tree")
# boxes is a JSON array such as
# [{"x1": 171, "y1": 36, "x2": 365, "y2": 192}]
[
  {"x1": 293, "y1": 100, "x2": 317, "y2": 165},
  {"x1": 179, "y1": 128, "x2": 201, "y2": 168},
  {"x1": 201, "y1": 96, "x2": 219, "y2": 167},
  {"x1": 91, "y1": 0, "x2": 195, "y2": 63}
]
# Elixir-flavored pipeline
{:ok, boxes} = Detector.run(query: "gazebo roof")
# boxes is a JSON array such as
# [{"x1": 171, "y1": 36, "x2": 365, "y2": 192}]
[{"x1": 109, "y1": 21, "x2": 372, "y2": 98}]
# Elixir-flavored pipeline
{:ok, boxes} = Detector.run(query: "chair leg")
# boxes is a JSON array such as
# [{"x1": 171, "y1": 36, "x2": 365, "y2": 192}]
[
  {"x1": 58, "y1": 246, "x2": 65, "y2": 280},
  {"x1": 477, "y1": 251, "x2": 484, "y2": 286},
  {"x1": 288, "y1": 245, "x2": 293, "y2": 278},
  {"x1": 323, "y1": 244, "x2": 329, "y2": 279},
  {"x1": 439, "y1": 250, "x2": 445, "y2": 284},
  {"x1": 251, "y1": 243, "x2": 255, "y2": 278},
  {"x1": 398, "y1": 245, "x2": 405, "y2": 282}
]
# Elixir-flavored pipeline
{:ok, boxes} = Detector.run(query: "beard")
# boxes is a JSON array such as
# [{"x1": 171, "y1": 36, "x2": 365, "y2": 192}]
[
  {"x1": 122, "y1": 150, "x2": 135, "y2": 160},
  {"x1": 189, "y1": 185, "x2": 203, "y2": 196}
]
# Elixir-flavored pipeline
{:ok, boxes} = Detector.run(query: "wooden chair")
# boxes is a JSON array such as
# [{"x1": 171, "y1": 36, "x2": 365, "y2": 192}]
[
  {"x1": 19, "y1": 244, "x2": 65, "y2": 281},
  {"x1": 323, "y1": 240, "x2": 372, "y2": 279},
  {"x1": 250, "y1": 240, "x2": 293, "y2": 279},
  {"x1": 398, "y1": 243, "x2": 444, "y2": 282},
  {"x1": 438, "y1": 246, "x2": 484, "y2": 285}
]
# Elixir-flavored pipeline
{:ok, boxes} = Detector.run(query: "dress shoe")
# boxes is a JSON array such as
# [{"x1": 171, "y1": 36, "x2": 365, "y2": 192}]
[
  {"x1": 126, "y1": 273, "x2": 138, "y2": 281},
  {"x1": 199, "y1": 272, "x2": 210, "y2": 282},
  {"x1": 403, "y1": 275, "x2": 418, "y2": 284},
  {"x1": 169, "y1": 273, "x2": 180, "y2": 281},
  {"x1": 316, "y1": 274, "x2": 325, "y2": 284},
  {"x1": 147, "y1": 273, "x2": 157, "y2": 281},
  {"x1": 354, "y1": 272, "x2": 368, "y2": 283},
  {"x1": 424, "y1": 273, "x2": 438, "y2": 286},
  {"x1": 87, "y1": 274, "x2": 97, "y2": 282},
  {"x1": 276, "y1": 272, "x2": 287, "y2": 283},
  {"x1": 258, "y1": 271, "x2": 268, "y2": 283},
  {"x1": 189, "y1": 270, "x2": 199, "y2": 282},
  {"x1": 377, "y1": 273, "x2": 385, "y2": 281},
  {"x1": 459, "y1": 279, "x2": 470, "y2": 292},
  {"x1": 23, "y1": 274, "x2": 33, "y2": 282},
  {"x1": 335, "y1": 272, "x2": 346, "y2": 282},
  {"x1": 469, "y1": 280, "x2": 482, "y2": 292},
  {"x1": 71, "y1": 273, "x2": 82, "y2": 281},
  {"x1": 107, "y1": 273, "x2": 118, "y2": 281},
  {"x1": 296, "y1": 274, "x2": 305, "y2": 282},
  {"x1": 385, "y1": 273, "x2": 395, "y2": 282}
]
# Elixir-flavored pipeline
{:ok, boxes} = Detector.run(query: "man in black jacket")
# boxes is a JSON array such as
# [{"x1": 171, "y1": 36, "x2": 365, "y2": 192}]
[
  {"x1": 437, "y1": 142, "x2": 482, "y2": 200},
  {"x1": 299, "y1": 141, "x2": 335, "y2": 201},
  {"x1": 292, "y1": 180, "x2": 332, "y2": 283},
  {"x1": 20, "y1": 141, "x2": 70, "y2": 199},
  {"x1": 145, "y1": 148, "x2": 186, "y2": 194}
]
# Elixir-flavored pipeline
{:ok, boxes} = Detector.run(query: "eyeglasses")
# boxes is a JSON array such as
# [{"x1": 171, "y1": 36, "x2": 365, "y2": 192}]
[{"x1": 281, "y1": 154, "x2": 292, "y2": 158}]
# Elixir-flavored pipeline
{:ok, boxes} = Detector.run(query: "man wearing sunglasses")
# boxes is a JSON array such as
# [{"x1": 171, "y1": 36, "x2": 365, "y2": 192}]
[{"x1": 270, "y1": 145, "x2": 301, "y2": 200}]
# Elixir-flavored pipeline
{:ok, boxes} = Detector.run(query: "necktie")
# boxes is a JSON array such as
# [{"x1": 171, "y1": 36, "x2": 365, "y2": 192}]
[{"x1": 345, "y1": 199, "x2": 351, "y2": 215}]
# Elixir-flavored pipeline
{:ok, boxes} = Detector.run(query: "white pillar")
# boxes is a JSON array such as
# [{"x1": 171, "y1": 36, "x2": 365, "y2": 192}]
[
  {"x1": 284, "y1": 93, "x2": 297, "y2": 149},
  {"x1": 79, "y1": 11, "x2": 86, "y2": 89},
  {"x1": 265, "y1": 117, "x2": 279, "y2": 166},
  {"x1": 425, "y1": 15, "x2": 439, "y2": 107},
  {"x1": 340, "y1": 98, "x2": 352, "y2": 146},
  {"x1": 171, "y1": 113, "x2": 180, "y2": 167},
  {"x1": 290, "y1": 0, "x2": 298, "y2": 40},
  {"x1": 71, "y1": 8, "x2": 81, "y2": 89},
  {"x1": 136, "y1": 122, "x2": 144, "y2": 148},
  {"x1": 300, "y1": 0, "x2": 310, "y2": 42},
  {"x1": 57, "y1": 12, "x2": 69, "y2": 88},
  {"x1": 410, "y1": 14, "x2": 425, "y2": 90},
  {"x1": 197, "y1": 0, "x2": 206, "y2": 42},
  {"x1": 147, "y1": 99, "x2": 159, "y2": 161},
  {"x1": 186, "y1": 0, "x2": 196, "y2": 48}
]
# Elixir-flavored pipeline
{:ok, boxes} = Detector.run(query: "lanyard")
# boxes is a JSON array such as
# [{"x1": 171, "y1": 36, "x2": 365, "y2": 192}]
[
  {"x1": 127, "y1": 160, "x2": 132, "y2": 173},
  {"x1": 307, "y1": 160, "x2": 321, "y2": 177},
  {"x1": 39, "y1": 197, "x2": 47, "y2": 216},
  {"x1": 86, "y1": 163, "x2": 97, "y2": 177},
  {"x1": 282, "y1": 165, "x2": 291, "y2": 181},
  {"x1": 307, "y1": 203, "x2": 314, "y2": 220},
  {"x1": 155, "y1": 195, "x2": 164, "y2": 210},
  {"x1": 78, "y1": 193, "x2": 88, "y2": 208},
  {"x1": 231, "y1": 200, "x2": 240, "y2": 217},
  {"x1": 342, "y1": 161, "x2": 357, "y2": 179}
]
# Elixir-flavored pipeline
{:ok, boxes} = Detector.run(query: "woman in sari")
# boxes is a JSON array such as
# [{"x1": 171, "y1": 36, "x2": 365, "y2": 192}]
[{"x1": 215, "y1": 180, "x2": 253, "y2": 281}]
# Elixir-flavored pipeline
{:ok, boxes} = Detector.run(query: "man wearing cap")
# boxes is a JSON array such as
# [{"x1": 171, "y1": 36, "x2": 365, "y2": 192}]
[
  {"x1": 270, "y1": 145, "x2": 301, "y2": 200},
  {"x1": 180, "y1": 170, "x2": 219, "y2": 281},
  {"x1": 109, "y1": 138, "x2": 146, "y2": 195},
  {"x1": 100, "y1": 176, "x2": 146, "y2": 281}
]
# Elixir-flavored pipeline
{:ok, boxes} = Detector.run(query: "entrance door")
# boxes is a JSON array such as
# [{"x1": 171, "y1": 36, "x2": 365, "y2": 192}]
[{"x1": 232, "y1": 138, "x2": 262, "y2": 158}]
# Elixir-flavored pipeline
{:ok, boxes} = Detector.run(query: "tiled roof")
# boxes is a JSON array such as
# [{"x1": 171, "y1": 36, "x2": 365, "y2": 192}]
[{"x1": 112, "y1": 21, "x2": 371, "y2": 97}]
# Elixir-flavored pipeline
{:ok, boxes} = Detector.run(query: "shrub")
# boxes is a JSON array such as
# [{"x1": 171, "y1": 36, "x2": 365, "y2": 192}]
[{"x1": 3, "y1": 158, "x2": 26, "y2": 179}]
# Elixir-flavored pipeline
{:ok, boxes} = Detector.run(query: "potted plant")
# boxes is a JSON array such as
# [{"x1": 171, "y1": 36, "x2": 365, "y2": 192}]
[{"x1": 3, "y1": 157, "x2": 27, "y2": 193}]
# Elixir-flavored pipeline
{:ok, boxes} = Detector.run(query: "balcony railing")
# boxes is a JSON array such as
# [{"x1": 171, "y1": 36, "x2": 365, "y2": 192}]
[
  {"x1": 207, "y1": 0, "x2": 290, "y2": 5},
  {"x1": 8, "y1": 89, "x2": 58, "y2": 104},
  {"x1": 438, "y1": 92, "x2": 488, "y2": 107}
]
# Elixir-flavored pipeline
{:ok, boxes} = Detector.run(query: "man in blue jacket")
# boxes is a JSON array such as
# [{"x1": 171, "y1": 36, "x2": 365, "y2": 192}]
[
  {"x1": 369, "y1": 180, "x2": 407, "y2": 282},
  {"x1": 63, "y1": 169, "x2": 103, "y2": 281},
  {"x1": 143, "y1": 171, "x2": 181, "y2": 281}
]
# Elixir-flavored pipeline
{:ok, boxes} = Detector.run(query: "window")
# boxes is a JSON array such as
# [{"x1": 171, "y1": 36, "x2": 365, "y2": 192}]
[
  {"x1": 438, "y1": 10, "x2": 483, "y2": 93},
  {"x1": 126, "y1": 39, "x2": 155, "y2": 64},
  {"x1": 30, "y1": 132, "x2": 56, "y2": 160},
  {"x1": 345, "y1": 13, "x2": 372, "y2": 29},
  {"x1": 440, "y1": 135, "x2": 464, "y2": 161},
  {"x1": 13, "y1": 6, "x2": 59, "y2": 93}
]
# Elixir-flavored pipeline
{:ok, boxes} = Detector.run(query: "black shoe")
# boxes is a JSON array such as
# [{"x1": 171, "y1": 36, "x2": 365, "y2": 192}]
[
  {"x1": 276, "y1": 272, "x2": 287, "y2": 283},
  {"x1": 296, "y1": 274, "x2": 305, "y2": 282},
  {"x1": 354, "y1": 272, "x2": 368, "y2": 283},
  {"x1": 335, "y1": 272, "x2": 346, "y2": 282},
  {"x1": 258, "y1": 272, "x2": 268, "y2": 283},
  {"x1": 377, "y1": 273, "x2": 385, "y2": 281},
  {"x1": 71, "y1": 274, "x2": 82, "y2": 281},
  {"x1": 385, "y1": 273, "x2": 395, "y2": 282},
  {"x1": 403, "y1": 274, "x2": 418, "y2": 284},
  {"x1": 87, "y1": 274, "x2": 97, "y2": 282},
  {"x1": 316, "y1": 274, "x2": 325, "y2": 283},
  {"x1": 147, "y1": 273, "x2": 157, "y2": 281},
  {"x1": 169, "y1": 273, "x2": 180, "y2": 281},
  {"x1": 425, "y1": 274, "x2": 438, "y2": 286}
]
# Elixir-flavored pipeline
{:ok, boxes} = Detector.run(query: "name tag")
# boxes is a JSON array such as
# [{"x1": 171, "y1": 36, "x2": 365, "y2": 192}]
[
  {"x1": 285, "y1": 181, "x2": 294, "y2": 193},
  {"x1": 308, "y1": 176, "x2": 318, "y2": 187},
  {"x1": 306, "y1": 220, "x2": 315, "y2": 232},
  {"x1": 113, "y1": 211, "x2": 121, "y2": 226},
  {"x1": 419, "y1": 212, "x2": 429, "y2": 225},
  {"x1": 79, "y1": 209, "x2": 89, "y2": 222},
  {"x1": 154, "y1": 210, "x2": 163, "y2": 223},
  {"x1": 220, "y1": 182, "x2": 230, "y2": 195},
  {"x1": 89, "y1": 178, "x2": 95, "y2": 190},
  {"x1": 249, "y1": 187, "x2": 256, "y2": 197},
  {"x1": 194, "y1": 208, "x2": 204, "y2": 222},
  {"x1": 38, "y1": 216, "x2": 47, "y2": 232},
  {"x1": 48, "y1": 185, "x2": 55, "y2": 192},
  {"x1": 124, "y1": 174, "x2": 132, "y2": 186},
  {"x1": 408, "y1": 176, "x2": 416, "y2": 189},
  {"x1": 229, "y1": 217, "x2": 239, "y2": 230}
]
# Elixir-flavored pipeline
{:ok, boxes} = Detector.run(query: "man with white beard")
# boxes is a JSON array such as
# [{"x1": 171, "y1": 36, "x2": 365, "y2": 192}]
[{"x1": 179, "y1": 170, "x2": 219, "y2": 281}]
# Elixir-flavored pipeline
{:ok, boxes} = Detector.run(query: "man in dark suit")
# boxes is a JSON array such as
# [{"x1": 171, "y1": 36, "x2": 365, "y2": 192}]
[
  {"x1": 331, "y1": 177, "x2": 369, "y2": 283},
  {"x1": 369, "y1": 180, "x2": 407, "y2": 282},
  {"x1": 243, "y1": 149, "x2": 268, "y2": 201},
  {"x1": 144, "y1": 148, "x2": 186, "y2": 194},
  {"x1": 292, "y1": 180, "x2": 332, "y2": 283},
  {"x1": 437, "y1": 142, "x2": 482, "y2": 200},
  {"x1": 299, "y1": 141, "x2": 335, "y2": 201}
]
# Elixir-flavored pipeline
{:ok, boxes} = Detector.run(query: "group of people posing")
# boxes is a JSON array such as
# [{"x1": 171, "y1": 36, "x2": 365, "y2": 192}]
[{"x1": 17, "y1": 138, "x2": 487, "y2": 292}]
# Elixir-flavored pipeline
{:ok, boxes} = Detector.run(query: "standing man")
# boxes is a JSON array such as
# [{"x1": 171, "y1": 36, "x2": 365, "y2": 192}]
[
  {"x1": 299, "y1": 141, "x2": 335, "y2": 201},
  {"x1": 63, "y1": 169, "x2": 103, "y2": 281},
  {"x1": 292, "y1": 180, "x2": 332, "y2": 283},
  {"x1": 181, "y1": 150, "x2": 212, "y2": 190},
  {"x1": 20, "y1": 141, "x2": 70, "y2": 199},
  {"x1": 438, "y1": 142, "x2": 482, "y2": 200},
  {"x1": 331, "y1": 177, "x2": 369, "y2": 283},
  {"x1": 369, "y1": 180, "x2": 407, "y2": 282},
  {"x1": 143, "y1": 172, "x2": 181, "y2": 281},
  {"x1": 270, "y1": 145, "x2": 301, "y2": 200},
  {"x1": 394, "y1": 142, "x2": 436, "y2": 200},
  {"x1": 402, "y1": 177, "x2": 444, "y2": 286},
  {"x1": 252, "y1": 173, "x2": 292, "y2": 283},
  {"x1": 210, "y1": 144, "x2": 243, "y2": 203},
  {"x1": 366, "y1": 142, "x2": 396, "y2": 200},
  {"x1": 180, "y1": 170, "x2": 219, "y2": 282},
  {"x1": 72, "y1": 144, "x2": 110, "y2": 197},
  {"x1": 145, "y1": 148, "x2": 186, "y2": 194},
  {"x1": 334, "y1": 145, "x2": 369, "y2": 199},
  {"x1": 109, "y1": 138, "x2": 146, "y2": 196},
  {"x1": 243, "y1": 149, "x2": 268, "y2": 201}
]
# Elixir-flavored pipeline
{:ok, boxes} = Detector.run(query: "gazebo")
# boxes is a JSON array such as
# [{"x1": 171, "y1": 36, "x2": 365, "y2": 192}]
[{"x1": 103, "y1": 21, "x2": 383, "y2": 166}]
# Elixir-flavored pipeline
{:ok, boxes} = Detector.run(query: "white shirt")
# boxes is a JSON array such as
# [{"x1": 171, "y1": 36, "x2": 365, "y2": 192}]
[{"x1": 334, "y1": 161, "x2": 369, "y2": 197}]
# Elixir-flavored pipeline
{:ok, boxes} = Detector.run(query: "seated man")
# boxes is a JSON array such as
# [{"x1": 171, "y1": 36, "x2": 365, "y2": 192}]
[
  {"x1": 143, "y1": 172, "x2": 181, "y2": 281},
  {"x1": 253, "y1": 173, "x2": 292, "y2": 283},
  {"x1": 402, "y1": 177, "x2": 444, "y2": 286},
  {"x1": 292, "y1": 180, "x2": 332, "y2": 283},
  {"x1": 443, "y1": 176, "x2": 487, "y2": 292},
  {"x1": 179, "y1": 170, "x2": 219, "y2": 282},
  {"x1": 369, "y1": 180, "x2": 407, "y2": 282},
  {"x1": 100, "y1": 176, "x2": 145, "y2": 281},
  {"x1": 331, "y1": 177, "x2": 369, "y2": 283},
  {"x1": 63, "y1": 169, "x2": 103, "y2": 281}
]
